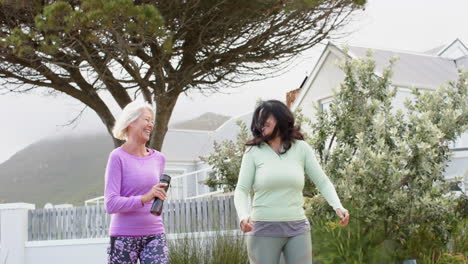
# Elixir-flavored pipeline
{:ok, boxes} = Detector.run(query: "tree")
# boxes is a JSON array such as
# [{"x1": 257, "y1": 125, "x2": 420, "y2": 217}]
[
  {"x1": 305, "y1": 52, "x2": 467, "y2": 262},
  {"x1": 0, "y1": 0, "x2": 366, "y2": 149}
]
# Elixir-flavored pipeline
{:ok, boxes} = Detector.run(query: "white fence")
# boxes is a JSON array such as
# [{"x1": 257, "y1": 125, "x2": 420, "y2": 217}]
[
  {"x1": 29, "y1": 195, "x2": 238, "y2": 241},
  {"x1": 1, "y1": 195, "x2": 242, "y2": 264},
  {"x1": 28, "y1": 205, "x2": 109, "y2": 241},
  {"x1": 84, "y1": 168, "x2": 223, "y2": 206},
  {"x1": 168, "y1": 168, "x2": 223, "y2": 200}
]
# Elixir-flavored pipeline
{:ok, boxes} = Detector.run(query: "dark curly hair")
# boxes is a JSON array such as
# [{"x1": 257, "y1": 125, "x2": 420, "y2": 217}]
[{"x1": 246, "y1": 100, "x2": 304, "y2": 154}]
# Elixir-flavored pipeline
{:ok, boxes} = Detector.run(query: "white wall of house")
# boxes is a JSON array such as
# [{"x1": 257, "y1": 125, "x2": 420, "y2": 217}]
[
  {"x1": 164, "y1": 161, "x2": 197, "y2": 199},
  {"x1": 293, "y1": 48, "x2": 345, "y2": 122},
  {"x1": 164, "y1": 162, "x2": 216, "y2": 200},
  {"x1": 293, "y1": 44, "x2": 468, "y2": 195}
]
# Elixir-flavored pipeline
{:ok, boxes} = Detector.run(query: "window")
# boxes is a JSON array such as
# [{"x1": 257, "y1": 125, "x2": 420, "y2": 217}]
[
  {"x1": 451, "y1": 132, "x2": 468, "y2": 150},
  {"x1": 318, "y1": 97, "x2": 334, "y2": 112}
]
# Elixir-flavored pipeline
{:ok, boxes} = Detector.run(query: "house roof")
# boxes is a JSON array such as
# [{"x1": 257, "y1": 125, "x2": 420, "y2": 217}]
[
  {"x1": 161, "y1": 112, "x2": 253, "y2": 163},
  {"x1": 424, "y1": 44, "x2": 446, "y2": 55},
  {"x1": 163, "y1": 40, "x2": 468, "y2": 164},
  {"x1": 436, "y1": 38, "x2": 468, "y2": 57},
  {"x1": 291, "y1": 39, "x2": 467, "y2": 111},
  {"x1": 161, "y1": 129, "x2": 212, "y2": 163},
  {"x1": 346, "y1": 44, "x2": 462, "y2": 89}
]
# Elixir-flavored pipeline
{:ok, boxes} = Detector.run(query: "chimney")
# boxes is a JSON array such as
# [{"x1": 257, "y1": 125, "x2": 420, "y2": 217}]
[
  {"x1": 286, "y1": 76, "x2": 308, "y2": 108},
  {"x1": 286, "y1": 88, "x2": 302, "y2": 108}
]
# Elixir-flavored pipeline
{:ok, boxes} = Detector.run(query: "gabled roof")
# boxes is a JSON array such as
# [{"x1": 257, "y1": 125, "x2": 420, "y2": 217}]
[
  {"x1": 291, "y1": 42, "x2": 345, "y2": 110},
  {"x1": 161, "y1": 129, "x2": 212, "y2": 163},
  {"x1": 435, "y1": 38, "x2": 468, "y2": 57},
  {"x1": 292, "y1": 40, "x2": 467, "y2": 111},
  {"x1": 346, "y1": 44, "x2": 460, "y2": 89},
  {"x1": 424, "y1": 44, "x2": 447, "y2": 55}
]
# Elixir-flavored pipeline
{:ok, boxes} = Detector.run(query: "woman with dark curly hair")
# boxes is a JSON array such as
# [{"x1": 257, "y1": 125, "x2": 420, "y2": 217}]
[{"x1": 234, "y1": 100, "x2": 349, "y2": 264}]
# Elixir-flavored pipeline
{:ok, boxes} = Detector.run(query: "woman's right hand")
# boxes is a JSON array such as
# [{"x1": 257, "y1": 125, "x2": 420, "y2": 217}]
[
  {"x1": 141, "y1": 183, "x2": 168, "y2": 204},
  {"x1": 240, "y1": 218, "x2": 254, "y2": 233}
]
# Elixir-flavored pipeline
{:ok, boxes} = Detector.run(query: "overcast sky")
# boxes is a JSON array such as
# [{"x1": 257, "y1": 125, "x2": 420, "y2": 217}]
[{"x1": 1, "y1": 0, "x2": 467, "y2": 163}]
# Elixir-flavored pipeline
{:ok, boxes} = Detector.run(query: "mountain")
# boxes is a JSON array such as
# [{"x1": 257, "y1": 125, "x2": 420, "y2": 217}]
[
  {"x1": 170, "y1": 112, "x2": 230, "y2": 130},
  {"x1": 0, "y1": 112, "x2": 229, "y2": 207},
  {"x1": 0, "y1": 133, "x2": 114, "y2": 207}
]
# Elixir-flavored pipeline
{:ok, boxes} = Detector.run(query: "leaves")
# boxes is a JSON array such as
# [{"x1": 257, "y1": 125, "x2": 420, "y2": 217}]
[
  {"x1": 0, "y1": 0, "x2": 367, "y2": 150},
  {"x1": 203, "y1": 56, "x2": 467, "y2": 261},
  {"x1": 305, "y1": 54, "x2": 467, "y2": 262},
  {"x1": 201, "y1": 120, "x2": 250, "y2": 192}
]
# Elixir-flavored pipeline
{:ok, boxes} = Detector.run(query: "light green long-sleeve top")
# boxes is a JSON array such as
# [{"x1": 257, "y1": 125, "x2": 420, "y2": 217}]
[{"x1": 234, "y1": 140, "x2": 347, "y2": 223}]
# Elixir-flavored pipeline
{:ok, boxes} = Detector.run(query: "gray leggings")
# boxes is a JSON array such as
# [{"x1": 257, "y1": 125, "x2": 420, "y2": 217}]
[{"x1": 246, "y1": 232, "x2": 312, "y2": 264}]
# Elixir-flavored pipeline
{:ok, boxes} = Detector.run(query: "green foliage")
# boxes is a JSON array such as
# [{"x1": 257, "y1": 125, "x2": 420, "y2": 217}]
[
  {"x1": 0, "y1": 0, "x2": 367, "y2": 150},
  {"x1": 168, "y1": 232, "x2": 248, "y2": 264},
  {"x1": 203, "y1": 53, "x2": 467, "y2": 262},
  {"x1": 201, "y1": 120, "x2": 249, "y2": 192},
  {"x1": 306, "y1": 202, "x2": 397, "y2": 264},
  {"x1": 5, "y1": 28, "x2": 35, "y2": 57},
  {"x1": 305, "y1": 53, "x2": 467, "y2": 262},
  {"x1": 35, "y1": 2, "x2": 74, "y2": 32},
  {"x1": 448, "y1": 196, "x2": 468, "y2": 260},
  {"x1": 434, "y1": 252, "x2": 467, "y2": 264},
  {"x1": 4, "y1": 0, "x2": 167, "y2": 58}
]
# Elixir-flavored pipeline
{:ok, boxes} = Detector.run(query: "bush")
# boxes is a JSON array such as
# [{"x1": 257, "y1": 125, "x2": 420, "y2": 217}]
[
  {"x1": 168, "y1": 231, "x2": 249, "y2": 264},
  {"x1": 304, "y1": 53, "x2": 467, "y2": 262}
]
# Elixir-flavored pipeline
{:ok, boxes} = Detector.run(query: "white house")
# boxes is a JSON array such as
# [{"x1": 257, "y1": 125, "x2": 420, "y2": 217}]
[
  {"x1": 290, "y1": 38, "x2": 468, "y2": 193},
  {"x1": 159, "y1": 111, "x2": 253, "y2": 200}
]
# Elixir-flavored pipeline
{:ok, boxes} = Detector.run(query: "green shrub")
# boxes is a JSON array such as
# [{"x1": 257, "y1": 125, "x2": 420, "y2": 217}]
[{"x1": 168, "y1": 231, "x2": 249, "y2": 264}]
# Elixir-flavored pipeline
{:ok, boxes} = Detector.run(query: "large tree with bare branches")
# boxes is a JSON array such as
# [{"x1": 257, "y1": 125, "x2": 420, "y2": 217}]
[{"x1": 0, "y1": 0, "x2": 365, "y2": 149}]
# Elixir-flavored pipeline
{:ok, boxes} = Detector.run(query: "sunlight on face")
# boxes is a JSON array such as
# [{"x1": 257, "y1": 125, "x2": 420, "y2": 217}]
[{"x1": 128, "y1": 108, "x2": 155, "y2": 142}]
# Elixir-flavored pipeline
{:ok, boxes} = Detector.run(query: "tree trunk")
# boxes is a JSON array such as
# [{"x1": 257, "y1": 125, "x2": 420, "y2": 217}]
[
  {"x1": 97, "y1": 106, "x2": 124, "y2": 148},
  {"x1": 86, "y1": 97, "x2": 125, "y2": 149},
  {"x1": 149, "y1": 92, "x2": 180, "y2": 151},
  {"x1": 111, "y1": 135, "x2": 125, "y2": 148}
]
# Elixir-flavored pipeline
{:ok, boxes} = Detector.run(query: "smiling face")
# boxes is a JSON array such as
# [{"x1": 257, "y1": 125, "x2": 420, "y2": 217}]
[
  {"x1": 261, "y1": 114, "x2": 278, "y2": 138},
  {"x1": 127, "y1": 108, "x2": 154, "y2": 143}
]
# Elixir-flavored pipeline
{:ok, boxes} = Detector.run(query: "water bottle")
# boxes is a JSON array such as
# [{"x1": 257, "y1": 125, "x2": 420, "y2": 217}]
[{"x1": 150, "y1": 174, "x2": 171, "y2": 216}]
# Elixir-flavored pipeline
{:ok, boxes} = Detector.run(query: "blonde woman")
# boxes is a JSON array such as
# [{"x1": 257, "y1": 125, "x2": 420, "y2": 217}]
[{"x1": 104, "y1": 101, "x2": 169, "y2": 264}]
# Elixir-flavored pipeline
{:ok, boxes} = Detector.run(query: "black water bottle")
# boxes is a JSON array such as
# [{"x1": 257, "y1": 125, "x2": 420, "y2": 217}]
[{"x1": 150, "y1": 174, "x2": 171, "y2": 216}]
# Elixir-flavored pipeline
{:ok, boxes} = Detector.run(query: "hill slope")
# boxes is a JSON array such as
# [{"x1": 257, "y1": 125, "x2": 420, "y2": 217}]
[{"x1": 0, "y1": 112, "x2": 230, "y2": 207}]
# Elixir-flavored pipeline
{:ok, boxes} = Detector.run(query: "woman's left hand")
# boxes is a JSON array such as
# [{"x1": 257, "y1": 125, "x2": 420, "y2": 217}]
[{"x1": 336, "y1": 208, "x2": 350, "y2": 227}]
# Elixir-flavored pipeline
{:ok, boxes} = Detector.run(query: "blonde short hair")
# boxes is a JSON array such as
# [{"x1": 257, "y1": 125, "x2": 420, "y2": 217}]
[{"x1": 112, "y1": 101, "x2": 155, "y2": 140}]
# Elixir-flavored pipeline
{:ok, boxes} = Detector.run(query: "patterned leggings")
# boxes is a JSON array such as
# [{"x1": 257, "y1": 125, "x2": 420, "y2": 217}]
[{"x1": 107, "y1": 233, "x2": 169, "y2": 264}]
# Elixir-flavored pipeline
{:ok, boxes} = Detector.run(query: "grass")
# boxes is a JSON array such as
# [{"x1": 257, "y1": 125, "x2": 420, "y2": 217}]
[{"x1": 168, "y1": 230, "x2": 249, "y2": 264}]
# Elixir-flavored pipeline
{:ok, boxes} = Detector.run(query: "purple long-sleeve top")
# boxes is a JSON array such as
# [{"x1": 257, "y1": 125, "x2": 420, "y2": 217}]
[{"x1": 104, "y1": 147, "x2": 166, "y2": 236}]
